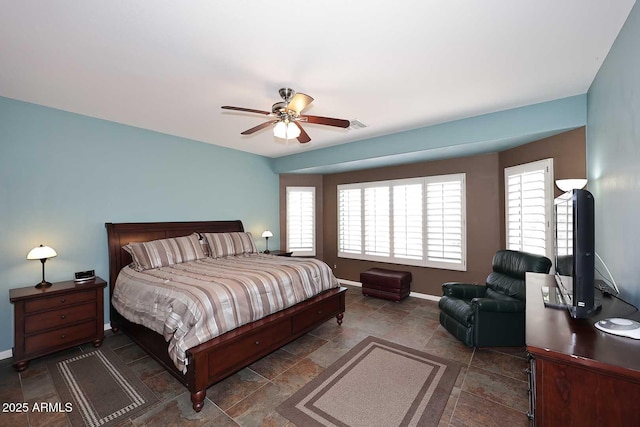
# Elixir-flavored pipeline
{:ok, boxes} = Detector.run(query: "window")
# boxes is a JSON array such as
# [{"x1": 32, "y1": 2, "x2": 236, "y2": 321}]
[
  {"x1": 337, "y1": 174, "x2": 466, "y2": 270},
  {"x1": 393, "y1": 182, "x2": 423, "y2": 260},
  {"x1": 286, "y1": 187, "x2": 315, "y2": 256},
  {"x1": 504, "y1": 159, "x2": 554, "y2": 260},
  {"x1": 364, "y1": 186, "x2": 390, "y2": 256},
  {"x1": 338, "y1": 186, "x2": 362, "y2": 255},
  {"x1": 425, "y1": 175, "x2": 466, "y2": 269}
]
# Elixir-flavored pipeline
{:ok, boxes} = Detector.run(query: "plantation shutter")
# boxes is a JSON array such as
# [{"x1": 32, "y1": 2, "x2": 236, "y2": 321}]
[
  {"x1": 364, "y1": 185, "x2": 390, "y2": 257},
  {"x1": 337, "y1": 174, "x2": 466, "y2": 271},
  {"x1": 393, "y1": 182, "x2": 423, "y2": 260},
  {"x1": 338, "y1": 186, "x2": 362, "y2": 255},
  {"x1": 555, "y1": 200, "x2": 572, "y2": 257},
  {"x1": 286, "y1": 187, "x2": 315, "y2": 256},
  {"x1": 425, "y1": 174, "x2": 465, "y2": 268},
  {"x1": 505, "y1": 159, "x2": 553, "y2": 259}
]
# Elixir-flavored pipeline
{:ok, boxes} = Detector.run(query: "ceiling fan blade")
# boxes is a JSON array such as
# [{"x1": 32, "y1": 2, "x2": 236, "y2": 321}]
[
  {"x1": 294, "y1": 122, "x2": 311, "y2": 144},
  {"x1": 300, "y1": 115, "x2": 351, "y2": 128},
  {"x1": 241, "y1": 120, "x2": 278, "y2": 135},
  {"x1": 287, "y1": 93, "x2": 314, "y2": 114},
  {"x1": 222, "y1": 106, "x2": 271, "y2": 115}
]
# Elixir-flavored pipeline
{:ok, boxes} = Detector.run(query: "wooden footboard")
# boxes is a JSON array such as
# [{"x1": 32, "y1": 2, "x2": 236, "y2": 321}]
[
  {"x1": 106, "y1": 220, "x2": 346, "y2": 411},
  {"x1": 188, "y1": 286, "x2": 345, "y2": 410},
  {"x1": 111, "y1": 285, "x2": 346, "y2": 411}
]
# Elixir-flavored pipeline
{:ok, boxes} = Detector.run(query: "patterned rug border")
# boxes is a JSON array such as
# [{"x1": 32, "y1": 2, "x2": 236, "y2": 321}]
[
  {"x1": 277, "y1": 336, "x2": 462, "y2": 427},
  {"x1": 47, "y1": 346, "x2": 158, "y2": 427}
]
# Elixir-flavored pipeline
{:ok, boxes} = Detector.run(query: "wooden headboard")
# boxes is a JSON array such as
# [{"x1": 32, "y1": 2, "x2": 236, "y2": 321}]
[{"x1": 105, "y1": 220, "x2": 244, "y2": 296}]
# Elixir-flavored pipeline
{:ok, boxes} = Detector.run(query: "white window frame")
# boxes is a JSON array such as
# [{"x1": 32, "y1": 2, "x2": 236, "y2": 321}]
[
  {"x1": 338, "y1": 183, "x2": 363, "y2": 256},
  {"x1": 504, "y1": 158, "x2": 554, "y2": 261},
  {"x1": 391, "y1": 178, "x2": 425, "y2": 262},
  {"x1": 337, "y1": 174, "x2": 466, "y2": 271},
  {"x1": 424, "y1": 173, "x2": 467, "y2": 271},
  {"x1": 286, "y1": 186, "x2": 316, "y2": 256}
]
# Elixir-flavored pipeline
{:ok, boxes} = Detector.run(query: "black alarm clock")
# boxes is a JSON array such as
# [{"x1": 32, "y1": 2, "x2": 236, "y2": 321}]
[{"x1": 74, "y1": 270, "x2": 95, "y2": 282}]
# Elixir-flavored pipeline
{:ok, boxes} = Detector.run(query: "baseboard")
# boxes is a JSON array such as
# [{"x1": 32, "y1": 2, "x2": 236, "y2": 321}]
[
  {"x1": 338, "y1": 278, "x2": 440, "y2": 302},
  {"x1": 338, "y1": 278, "x2": 362, "y2": 287},
  {"x1": 409, "y1": 291, "x2": 440, "y2": 302}
]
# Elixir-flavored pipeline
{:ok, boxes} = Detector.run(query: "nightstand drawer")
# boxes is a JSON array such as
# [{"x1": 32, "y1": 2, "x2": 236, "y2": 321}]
[
  {"x1": 24, "y1": 289, "x2": 95, "y2": 313},
  {"x1": 24, "y1": 301, "x2": 97, "y2": 334},
  {"x1": 25, "y1": 321, "x2": 97, "y2": 354}
]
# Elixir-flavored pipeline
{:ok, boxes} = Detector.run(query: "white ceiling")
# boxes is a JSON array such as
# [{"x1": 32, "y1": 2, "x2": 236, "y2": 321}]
[{"x1": 0, "y1": 1, "x2": 635, "y2": 158}]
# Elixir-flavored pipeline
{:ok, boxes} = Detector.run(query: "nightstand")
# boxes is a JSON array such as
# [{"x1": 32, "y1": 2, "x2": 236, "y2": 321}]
[
  {"x1": 267, "y1": 250, "x2": 293, "y2": 257},
  {"x1": 10, "y1": 277, "x2": 107, "y2": 371}
]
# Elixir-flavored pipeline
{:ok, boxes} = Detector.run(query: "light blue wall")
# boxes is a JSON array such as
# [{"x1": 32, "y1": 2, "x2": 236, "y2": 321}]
[
  {"x1": 587, "y1": 3, "x2": 640, "y2": 308},
  {"x1": 0, "y1": 96, "x2": 280, "y2": 354},
  {"x1": 272, "y1": 95, "x2": 587, "y2": 174}
]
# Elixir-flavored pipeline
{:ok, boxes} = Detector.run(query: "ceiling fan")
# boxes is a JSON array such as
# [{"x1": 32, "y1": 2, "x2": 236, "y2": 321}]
[{"x1": 221, "y1": 88, "x2": 350, "y2": 144}]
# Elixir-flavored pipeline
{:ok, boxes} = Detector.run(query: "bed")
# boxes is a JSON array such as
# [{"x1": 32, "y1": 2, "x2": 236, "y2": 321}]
[{"x1": 106, "y1": 220, "x2": 346, "y2": 412}]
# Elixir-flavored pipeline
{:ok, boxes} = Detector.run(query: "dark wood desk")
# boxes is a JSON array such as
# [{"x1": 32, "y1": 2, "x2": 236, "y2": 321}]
[{"x1": 526, "y1": 272, "x2": 640, "y2": 426}]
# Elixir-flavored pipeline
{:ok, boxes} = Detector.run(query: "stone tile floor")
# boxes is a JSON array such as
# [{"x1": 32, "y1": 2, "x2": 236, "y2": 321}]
[{"x1": 0, "y1": 285, "x2": 530, "y2": 426}]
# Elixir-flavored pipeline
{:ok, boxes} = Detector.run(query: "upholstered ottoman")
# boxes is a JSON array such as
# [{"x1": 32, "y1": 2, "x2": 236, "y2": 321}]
[{"x1": 360, "y1": 268, "x2": 412, "y2": 301}]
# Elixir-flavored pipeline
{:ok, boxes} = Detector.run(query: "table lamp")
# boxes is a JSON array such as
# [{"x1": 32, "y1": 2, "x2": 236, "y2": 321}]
[
  {"x1": 555, "y1": 179, "x2": 588, "y2": 192},
  {"x1": 262, "y1": 230, "x2": 273, "y2": 253},
  {"x1": 27, "y1": 244, "x2": 58, "y2": 289}
]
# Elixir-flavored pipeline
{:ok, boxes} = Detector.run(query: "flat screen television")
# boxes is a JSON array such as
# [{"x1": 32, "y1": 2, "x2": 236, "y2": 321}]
[{"x1": 554, "y1": 188, "x2": 600, "y2": 318}]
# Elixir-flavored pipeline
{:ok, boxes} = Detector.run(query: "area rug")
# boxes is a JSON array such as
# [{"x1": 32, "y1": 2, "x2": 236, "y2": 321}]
[
  {"x1": 277, "y1": 336, "x2": 461, "y2": 427},
  {"x1": 47, "y1": 347, "x2": 158, "y2": 427}
]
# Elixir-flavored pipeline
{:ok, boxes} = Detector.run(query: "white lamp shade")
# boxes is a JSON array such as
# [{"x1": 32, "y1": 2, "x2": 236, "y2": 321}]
[
  {"x1": 556, "y1": 179, "x2": 588, "y2": 192},
  {"x1": 273, "y1": 121, "x2": 301, "y2": 140},
  {"x1": 261, "y1": 230, "x2": 273, "y2": 238},
  {"x1": 27, "y1": 245, "x2": 57, "y2": 260}
]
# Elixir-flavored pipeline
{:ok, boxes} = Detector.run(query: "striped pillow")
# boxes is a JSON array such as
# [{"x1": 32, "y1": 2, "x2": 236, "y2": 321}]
[
  {"x1": 124, "y1": 233, "x2": 206, "y2": 271},
  {"x1": 203, "y1": 232, "x2": 258, "y2": 258},
  {"x1": 233, "y1": 232, "x2": 258, "y2": 254}
]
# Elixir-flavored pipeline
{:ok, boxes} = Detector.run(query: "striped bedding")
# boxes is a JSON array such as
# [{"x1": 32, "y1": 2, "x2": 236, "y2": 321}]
[{"x1": 112, "y1": 253, "x2": 339, "y2": 372}]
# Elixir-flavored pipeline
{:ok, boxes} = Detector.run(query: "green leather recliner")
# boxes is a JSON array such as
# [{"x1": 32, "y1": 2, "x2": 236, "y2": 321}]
[{"x1": 438, "y1": 250, "x2": 552, "y2": 347}]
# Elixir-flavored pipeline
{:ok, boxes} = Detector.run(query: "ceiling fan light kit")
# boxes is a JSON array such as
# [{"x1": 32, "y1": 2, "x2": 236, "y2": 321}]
[
  {"x1": 273, "y1": 121, "x2": 300, "y2": 140},
  {"x1": 221, "y1": 88, "x2": 350, "y2": 144}
]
